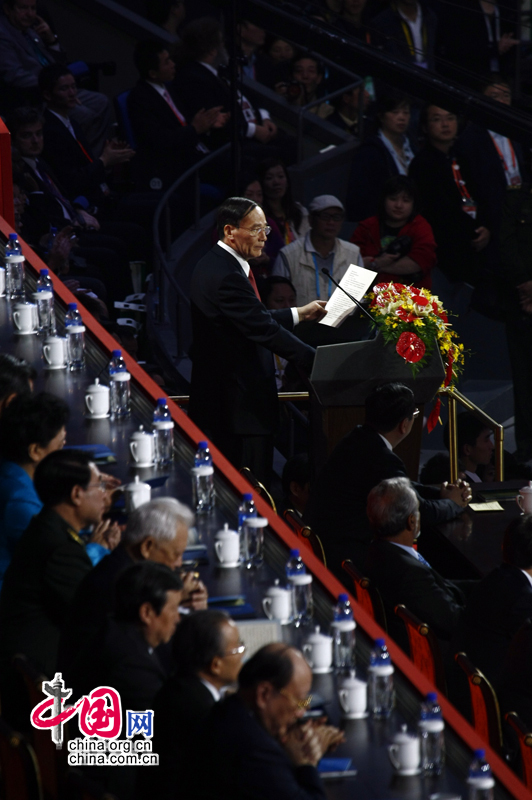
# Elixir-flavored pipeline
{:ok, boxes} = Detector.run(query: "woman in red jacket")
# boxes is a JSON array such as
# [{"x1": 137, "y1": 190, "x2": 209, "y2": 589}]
[{"x1": 351, "y1": 176, "x2": 436, "y2": 289}]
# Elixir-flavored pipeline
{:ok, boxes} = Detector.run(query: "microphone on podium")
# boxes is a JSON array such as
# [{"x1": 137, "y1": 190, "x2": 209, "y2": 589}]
[{"x1": 321, "y1": 269, "x2": 374, "y2": 323}]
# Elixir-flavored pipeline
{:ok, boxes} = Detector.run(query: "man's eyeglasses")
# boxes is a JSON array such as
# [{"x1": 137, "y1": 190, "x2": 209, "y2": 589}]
[
  {"x1": 315, "y1": 212, "x2": 344, "y2": 222},
  {"x1": 411, "y1": 408, "x2": 420, "y2": 419},
  {"x1": 86, "y1": 477, "x2": 108, "y2": 492},
  {"x1": 224, "y1": 642, "x2": 247, "y2": 656},
  {"x1": 278, "y1": 689, "x2": 313, "y2": 710},
  {"x1": 239, "y1": 226, "x2": 271, "y2": 236}
]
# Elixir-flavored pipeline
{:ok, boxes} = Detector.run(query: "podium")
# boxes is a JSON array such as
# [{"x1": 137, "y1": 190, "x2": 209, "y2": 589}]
[{"x1": 308, "y1": 334, "x2": 445, "y2": 480}]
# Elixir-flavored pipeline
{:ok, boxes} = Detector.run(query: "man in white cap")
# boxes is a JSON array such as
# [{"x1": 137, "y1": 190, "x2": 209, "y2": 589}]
[{"x1": 272, "y1": 195, "x2": 364, "y2": 305}]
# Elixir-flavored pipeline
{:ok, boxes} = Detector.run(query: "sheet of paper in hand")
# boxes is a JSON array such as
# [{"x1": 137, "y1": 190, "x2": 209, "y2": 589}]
[{"x1": 319, "y1": 264, "x2": 377, "y2": 328}]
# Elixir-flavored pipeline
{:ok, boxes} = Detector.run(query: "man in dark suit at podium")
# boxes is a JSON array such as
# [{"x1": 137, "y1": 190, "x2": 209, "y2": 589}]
[
  {"x1": 306, "y1": 383, "x2": 471, "y2": 578},
  {"x1": 189, "y1": 197, "x2": 326, "y2": 486}
]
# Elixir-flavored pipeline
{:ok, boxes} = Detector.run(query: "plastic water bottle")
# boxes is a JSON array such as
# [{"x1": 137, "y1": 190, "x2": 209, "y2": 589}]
[
  {"x1": 153, "y1": 397, "x2": 174, "y2": 465},
  {"x1": 194, "y1": 440, "x2": 212, "y2": 468},
  {"x1": 64, "y1": 302, "x2": 82, "y2": 328},
  {"x1": 192, "y1": 441, "x2": 214, "y2": 514},
  {"x1": 367, "y1": 638, "x2": 394, "y2": 718},
  {"x1": 467, "y1": 749, "x2": 494, "y2": 800},
  {"x1": 419, "y1": 692, "x2": 445, "y2": 774},
  {"x1": 5, "y1": 233, "x2": 24, "y2": 299},
  {"x1": 66, "y1": 325, "x2": 85, "y2": 371},
  {"x1": 108, "y1": 349, "x2": 130, "y2": 418},
  {"x1": 238, "y1": 493, "x2": 256, "y2": 561},
  {"x1": 36, "y1": 268, "x2": 53, "y2": 293},
  {"x1": 285, "y1": 549, "x2": 306, "y2": 578},
  {"x1": 35, "y1": 268, "x2": 56, "y2": 335},
  {"x1": 331, "y1": 593, "x2": 356, "y2": 672},
  {"x1": 108, "y1": 348, "x2": 127, "y2": 377}
]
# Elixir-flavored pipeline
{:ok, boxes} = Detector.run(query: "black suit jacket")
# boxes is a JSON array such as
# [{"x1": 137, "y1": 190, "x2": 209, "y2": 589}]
[
  {"x1": 59, "y1": 542, "x2": 133, "y2": 676},
  {"x1": 42, "y1": 108, "x2": 107, "y2": 203},
  {"x1": 189, "y1": 244, "x2": 315, "y2": 438},
  {"x1": 498, "y1": 620, "x2": 532, "y2": 731},
  {"x1": 148, "y1": 676, "x2": 215, "y2": 800},
  {"x1": 127, "y1": 81, "x2": 202, "y2": 190},
  {"x1": 365, "y1": 538, "x2": 467, "y2": 651},
  {"x1": 306, "y1": 425, "x2": 463, "y2": 577},
  {"x1": 372, "y1": 3, "x2": 438, "y2": 70},
  {"x1": 456, "y1": 123, "x2": 527, "y2": 240},
  {"x1": 0, "y1": 509, "x2": 92, "y2": 677},
  {"x1": 193, "y1": 693, "x2": 326, "y2": 800},
  {"x1": 449, "y1": 564, "x2": 532, "y2": 686},
  {"x1": 70, "y1": 618, "x2": 167, "y2": 715}
]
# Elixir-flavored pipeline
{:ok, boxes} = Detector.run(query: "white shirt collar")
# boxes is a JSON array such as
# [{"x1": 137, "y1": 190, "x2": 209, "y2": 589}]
[
  {"x1": 464, "y1": 469, "x2": 482, "y2": 483},
  {"x1": 199, "y1": 61, "x2": 218, "y2": 77},
  {"x1": 146, "y1": 80, "x2": 167, "y2": 96},
  {"x1": 521, "y1": 569, "x2": 532, "y2": 589},
  {"x1": 390, "y1": 542, "x2": 420, "y2": 559},
  {"x1": 200, "y1": 678, "x2": 221, "y2": 702},
  {"x1": 378, "y1": 432, "x2": 393, "y2": 451},
  {"x1": 49, "y1": 108, "x2": 75, "y2": 136},
  {"x1": 217, "y1": 240, "x2": 250, "y2": 276}
]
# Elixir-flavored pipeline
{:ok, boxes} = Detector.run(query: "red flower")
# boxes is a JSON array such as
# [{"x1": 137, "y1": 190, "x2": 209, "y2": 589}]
[
  {"x1": 413, "y1": 294, "x2": 429, "y2": 307},
  {"x1": 396, "y1": 332, "x2": 426, "y2": 363},
  {"x1": 396, "y1": 306, "x2": 415, "y2": 322}
]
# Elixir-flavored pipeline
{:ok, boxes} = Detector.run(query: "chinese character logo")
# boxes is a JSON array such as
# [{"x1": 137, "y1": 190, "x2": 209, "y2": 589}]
[
  {"x1": 31, "y1": 673, "x2": 122, "y2": 749},
  {"x1": 126, "y1": 711, "x2": 153, "y2": 738}
]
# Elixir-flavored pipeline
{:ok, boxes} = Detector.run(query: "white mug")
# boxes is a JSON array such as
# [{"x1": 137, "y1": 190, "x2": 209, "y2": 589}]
[
  {"x1": 302, "y1": 626, "x2": 333, "y2": 673},
  {"x1": 0, "y1": 267, "x2": 5, "y2": 297},
  {"x1": 214, "y1": 524, "x2": 240, "y2": 568},
  {"x1": 13, "y1": 302, "x2": 36, "y2": 334},
  {"x1": 124, "y1": 475, "x2": 151, "y2": 512},
  {"x1": 262, "y1": 580, "x2": 292, "y2": 624},
  {"x1": 43, "y1": 335, "x2": 66, "y2": 368},
  {"x1": 517, "y1": 482, "x2": 532, "y2": 514},
  {"x1": 85, "y1": 378, "x2": 110, "y2": 417},
  {"x1": 388, "y1": 725, "x2": 421, "y2": 774},
  {"x1": 129, "y1": 426, "x2": 155, "y2": 466},
  {"x1": 338, "y1": 673, "x2": 367, "y2": 719}
]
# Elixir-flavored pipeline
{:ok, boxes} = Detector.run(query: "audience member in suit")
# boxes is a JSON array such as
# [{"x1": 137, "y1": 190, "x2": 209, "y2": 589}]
[
  {"x1": 0, "y1": 353, "x2": 36, "y2": 414},
  {"x1": 449, "y1": 514, "x2": 532, "y2": 689},
  {"x1": 236, "y1": 19, "x2": 277, "y2": 86},
  {"x1": 70, "y1": 562, "x2": 183, "y2": 800},
  {"x1": 436, "y1": 0, "x2": 518, "y2": 87},
  {"x1": 346, "y1": 94, "x2": 415, "y2": 222},
  {"x1": 456, "y1": 77, "x2": 527, "y2": 247},
  {"x1": 409, "y1": 104, "x2": 492, "y2": 285},
  {"x1": 498, "y1": 618, "x2": 532, "y2": 731},
  {"x1": 193, "y1": 644, "x2": 343, "y2": 800},
  {"x1": 175, "y1": 18, "x2": 294, "y2": 164},
  {"x1": 306, "y1": 383, "x2": 471, "y2": 579},
  {"x1": 0, "y1": 392, "x2": 68, "y2": 589},
  {"x1": 372, "y1": 0, "x2": 438, "y2": 71},
  {"x1": 365, "y1": 477, "x2": 473, "y2": 653},
  {"x1": 148, "y1": 610, "x2": 245, "y2": 800},
  {"x1": 59, "y1": 498, "x2": 206, "y2": 677},
  {"x1": 188, "y1": 196, "x2": 325, "y2": 487},
  {"x1": 0, "y1": 0, "x2": 112, "y2": 153},
  {"x1": 0, "y1": 450, "x2": 104, "y2": 731},
  {"x1": 128, "y1": 39, "x2": 226, "y2": 192},
  {"x1": 39, "y1": 64, "x2": 134, "y2": 207},
  {"x1": 9, "y1": 105, "x2": 138, "y2": 304}
]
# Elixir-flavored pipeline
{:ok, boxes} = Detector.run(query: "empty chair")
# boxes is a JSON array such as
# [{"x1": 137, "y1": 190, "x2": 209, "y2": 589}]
[
  {"x1": 0, "y1": 716, "x2": 42, "y2": 800},
  {"x1": 394, "y1": 604, "x2": 446, "y2": 693},
  {"x1": 455, "y1": 652, "x2": 503, "y2": 755},
  {"x1": 283, "y1": 509, "x2": 326, "y2": 565},
  {"x1": 342, "y1": 559, "x2": 387, "y2": 630},
  {"x1": 505, "y1": 711, "x2": 532, "y2": 790}
]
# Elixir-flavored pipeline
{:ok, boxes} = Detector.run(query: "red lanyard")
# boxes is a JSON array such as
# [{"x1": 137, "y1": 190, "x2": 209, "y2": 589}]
[
  {"x1": 451, "y1": 159, "x2": 473, "y2": 202},
  {"x1": 489, "y1": 134, "x2": 516, "y2": 173}
]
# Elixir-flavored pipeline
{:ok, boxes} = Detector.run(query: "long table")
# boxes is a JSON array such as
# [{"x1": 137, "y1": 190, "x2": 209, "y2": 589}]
[{"x1": 0, "y1": 214, "x2": 529, "y2": 800}]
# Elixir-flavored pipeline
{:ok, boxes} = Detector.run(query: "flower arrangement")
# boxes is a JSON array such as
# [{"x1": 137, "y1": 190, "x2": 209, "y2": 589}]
[{"x1": 367, "y1": 283, "x2": 466, "y2": 430}]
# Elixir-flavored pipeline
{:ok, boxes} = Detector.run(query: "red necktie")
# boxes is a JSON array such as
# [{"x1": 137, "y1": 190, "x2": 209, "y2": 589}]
[
  {"x1": 247, "y1": 268, "x2": 262, "y2": 301},
  {"x1": 163, "y1": 90, "x2": 186, "y2": 126}
]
